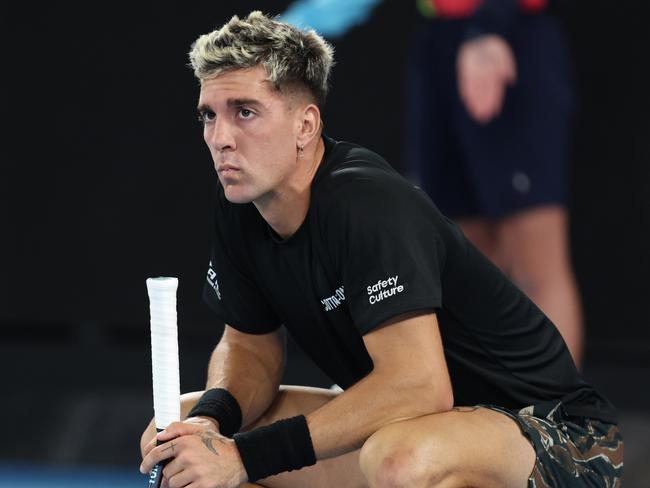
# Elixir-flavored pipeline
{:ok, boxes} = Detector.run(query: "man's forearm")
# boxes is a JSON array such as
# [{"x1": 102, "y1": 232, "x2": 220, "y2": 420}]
[
  {"x1": 307, "y1": 313, "x2": 453, "y2": 460},
  {"x1": 306, "y1": 366, "x2": 451, "y2": 460},
  {"x1": 203, "y1": 326, "x2": 285, "y2": 430}
]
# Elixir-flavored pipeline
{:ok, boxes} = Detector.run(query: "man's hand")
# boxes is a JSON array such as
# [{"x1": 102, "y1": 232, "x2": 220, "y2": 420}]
[
  {"x1": 140, "y1": 422, "x2": 247, "y2": 488},
  {"x1": 141, "y1": 415, "x2": 219, "y2": 459},
  {"x1": 457, "y1": 34, "x2": 517, "y2": 124}
]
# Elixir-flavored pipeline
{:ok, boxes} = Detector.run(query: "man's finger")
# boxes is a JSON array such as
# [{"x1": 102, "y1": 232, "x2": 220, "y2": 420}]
[
  {"x1": 140, "y1": 439, "x2": 179, "y2": 474},
  {"x1": 165, "y1": 465, "x2": 194, "y2": 488},
  {"x1": 161, "y1": 455, "x2": 185, "y2": 487},
  {"x1": 157, "y1": 421, "x2": 203, "y2": 441},
  {"x1": 143, "y1": 435, "x2": 161, "y2": 456}
]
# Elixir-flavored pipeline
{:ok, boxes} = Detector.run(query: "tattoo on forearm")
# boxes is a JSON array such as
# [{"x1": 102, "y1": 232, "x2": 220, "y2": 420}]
[{"x1": 200, "y1": 431, "x2": 225, "y2": 456}]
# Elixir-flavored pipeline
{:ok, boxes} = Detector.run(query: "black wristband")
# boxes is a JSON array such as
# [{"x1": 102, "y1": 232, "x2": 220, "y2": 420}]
[
  {"x1": 187, "y1": 388, "x2": 243, "y2": 438},
  {"x1": 233, "y1": 415, "x2": 316, "y2": 482}
]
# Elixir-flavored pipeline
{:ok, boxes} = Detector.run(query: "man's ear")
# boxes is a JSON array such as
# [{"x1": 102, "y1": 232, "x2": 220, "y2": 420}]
[{"x1": 296, "y1": 103, "x2": 321, "y2": 148}]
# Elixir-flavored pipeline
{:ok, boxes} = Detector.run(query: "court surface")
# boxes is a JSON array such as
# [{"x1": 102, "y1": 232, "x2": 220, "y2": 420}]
[{"x1": 0, "y1": 463, "x2": 143, "y2": 488}]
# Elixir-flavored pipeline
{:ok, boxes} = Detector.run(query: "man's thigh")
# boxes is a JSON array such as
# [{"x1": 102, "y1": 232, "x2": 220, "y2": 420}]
[
  {"x1": 245, "y1": 385, "x2": 367, "y2": 488},
  {"x1": 359, "y1": 406, "x2": 536, "y2": 488}
]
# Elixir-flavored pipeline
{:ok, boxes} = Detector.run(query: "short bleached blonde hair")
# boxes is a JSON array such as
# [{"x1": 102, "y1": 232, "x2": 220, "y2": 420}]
[{"x1": 189, "y1": 11, "x2": 335, "y2": 108}]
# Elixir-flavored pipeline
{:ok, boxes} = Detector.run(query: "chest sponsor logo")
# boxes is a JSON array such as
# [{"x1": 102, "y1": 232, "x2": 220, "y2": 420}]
[
  {"x1": 206, "y1": 261, "x2": 221, "y2": 300},
  {"x1": 367, "y1": 275, "x2": 404, "y2": 304},
  {"x1": 320, "y1": 285, "x2": 345, "y2": 312}
]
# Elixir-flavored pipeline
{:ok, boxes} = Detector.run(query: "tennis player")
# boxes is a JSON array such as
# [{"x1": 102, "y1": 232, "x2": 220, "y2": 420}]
[{"x1": 140, "y1": 11, "x2": 623, "y2": 488}]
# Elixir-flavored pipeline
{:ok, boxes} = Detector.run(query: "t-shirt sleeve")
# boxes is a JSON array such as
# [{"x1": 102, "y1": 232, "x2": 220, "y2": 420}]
[
  {"x1": 323, "y1": 176, "x2": 446, "y2": 335},
  {"x1": 202, "y1": 203, "x2": 281, "y2": 334}
]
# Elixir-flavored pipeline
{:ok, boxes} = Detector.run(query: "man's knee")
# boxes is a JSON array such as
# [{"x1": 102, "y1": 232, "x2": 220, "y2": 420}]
[{"x1": 359, "y1": 424, "x2": 450, "y2": 488}]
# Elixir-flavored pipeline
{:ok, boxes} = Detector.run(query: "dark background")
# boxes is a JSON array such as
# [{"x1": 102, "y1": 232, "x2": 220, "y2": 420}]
[{"x1": 1, "y1": 0, "x2": 649, "y2": 482}]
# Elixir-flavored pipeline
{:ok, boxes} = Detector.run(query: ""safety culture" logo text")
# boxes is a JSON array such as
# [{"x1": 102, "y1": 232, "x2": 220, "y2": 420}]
[{"x1": 367, "y1": 275, "x2": 404, "y2": 305}]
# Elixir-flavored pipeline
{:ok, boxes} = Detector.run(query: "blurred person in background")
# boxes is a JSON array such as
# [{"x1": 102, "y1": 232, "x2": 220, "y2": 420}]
[{"x1": 283, "y1": 0, "x2": 584, "y2": 368}]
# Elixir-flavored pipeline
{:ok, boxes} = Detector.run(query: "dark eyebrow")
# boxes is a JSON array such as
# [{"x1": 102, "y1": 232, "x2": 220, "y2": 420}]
[
  {"x1": 227, "y1": 98, "x2": 264, "y2": 109},
  {"x1": 196, "y1": 99, "x2": 264, "y2": 113}
]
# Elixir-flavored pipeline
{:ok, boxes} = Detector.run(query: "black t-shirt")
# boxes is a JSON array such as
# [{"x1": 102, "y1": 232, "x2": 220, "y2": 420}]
[{"x1": 203, "y1": 135, "x2": 616, "y2": 423}]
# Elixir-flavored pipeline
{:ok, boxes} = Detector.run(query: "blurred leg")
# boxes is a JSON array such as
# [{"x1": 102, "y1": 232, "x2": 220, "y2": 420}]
[
  {"x1": 496, "y1": 205, "x2": 584, "y2": 367},
  {"x1": 457, "y1": 217, "x2": 503, "y2": 269}
]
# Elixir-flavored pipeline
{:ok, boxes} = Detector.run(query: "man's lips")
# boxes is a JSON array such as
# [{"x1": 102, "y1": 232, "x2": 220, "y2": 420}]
[{"x1": 217, "y1": 164, "x2": 240, "y2": 174}]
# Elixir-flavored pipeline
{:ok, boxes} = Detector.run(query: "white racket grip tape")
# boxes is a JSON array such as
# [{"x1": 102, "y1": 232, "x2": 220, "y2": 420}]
[{"x1": 146, "y1": 277, "x2": 181, "y2": 430}]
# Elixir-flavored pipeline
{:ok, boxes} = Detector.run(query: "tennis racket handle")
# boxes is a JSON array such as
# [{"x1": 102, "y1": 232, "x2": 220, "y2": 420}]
[
  {"x1": 147, "y1": 460, "x2": 168, "y2": 488},
  {"x1": 147, "y1": 430, "x2": 170, "y2": 488}
]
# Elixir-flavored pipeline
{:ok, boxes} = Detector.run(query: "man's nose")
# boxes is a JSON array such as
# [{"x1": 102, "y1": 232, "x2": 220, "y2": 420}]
[{"x1": 208, "y1": 118, "x2": 236, "y2": 152}]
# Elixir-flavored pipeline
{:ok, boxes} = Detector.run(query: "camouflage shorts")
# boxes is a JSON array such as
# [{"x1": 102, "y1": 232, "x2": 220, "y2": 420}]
[{"x1": 484, "y1": 402, "x2": 624, "y2": 487}]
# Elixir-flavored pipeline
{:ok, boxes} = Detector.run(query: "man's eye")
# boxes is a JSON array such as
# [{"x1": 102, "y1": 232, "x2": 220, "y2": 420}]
[
  {"x1": 239, "y1": 108, "x2": 254, "y2": 119},
  {"x1": 198, "y1": 110, "x2": 215, "y2": 123}
]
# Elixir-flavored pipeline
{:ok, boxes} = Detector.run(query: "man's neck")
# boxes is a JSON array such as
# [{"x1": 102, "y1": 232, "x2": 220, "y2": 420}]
[{"x1": 254, "y1": 137, "x2": 325, "y2": 240}]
